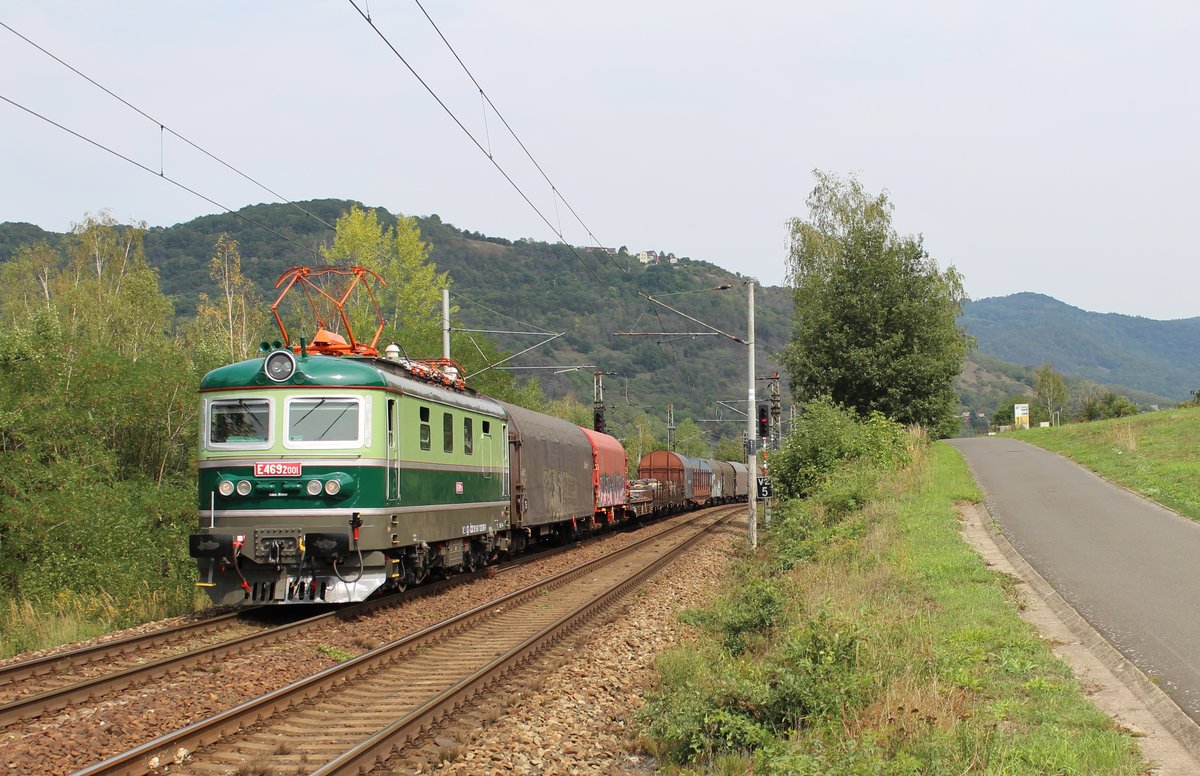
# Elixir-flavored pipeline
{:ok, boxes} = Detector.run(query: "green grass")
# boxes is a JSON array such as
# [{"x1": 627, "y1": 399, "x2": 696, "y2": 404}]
[
  {"x1": 314, "y1": 643, "x2": 356, "y2": 662},
  {"x1": 0, "y1": 585, "x2": 199, "y2": 659},
  {"x1": 1008, "y1": 406, "x2": 1200, "y2": 521},
  {"x1": 640, "y1": 440, "x2": 1146, "y2": 774}
]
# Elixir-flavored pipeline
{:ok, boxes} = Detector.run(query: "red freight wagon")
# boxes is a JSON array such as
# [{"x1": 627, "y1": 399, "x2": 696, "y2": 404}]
[
  {"x1": 637, "y1": 450, "x2": 694, "y2": 514},
  {"x1": 579, "y1": 426, "x2": 629, "y2": 523}
]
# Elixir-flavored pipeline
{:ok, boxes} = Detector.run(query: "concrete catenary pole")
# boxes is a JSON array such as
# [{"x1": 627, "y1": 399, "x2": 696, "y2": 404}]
[{"x1": 746, "y1": 280, "x2": 757, "y2": 549}]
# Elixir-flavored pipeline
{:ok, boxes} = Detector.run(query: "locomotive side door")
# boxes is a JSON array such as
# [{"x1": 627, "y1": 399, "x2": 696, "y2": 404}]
[
  {"x1": 386, "y1": 397, "x2": 399, "y2": 502},
  {"x1": 508, "y1": 425, "x2": 524, "y2": 526}
]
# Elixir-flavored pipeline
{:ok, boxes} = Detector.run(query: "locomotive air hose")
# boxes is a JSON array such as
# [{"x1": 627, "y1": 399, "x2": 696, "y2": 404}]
[{"x1": 333, "y1": 542, "x2": 365, "y2": 584}]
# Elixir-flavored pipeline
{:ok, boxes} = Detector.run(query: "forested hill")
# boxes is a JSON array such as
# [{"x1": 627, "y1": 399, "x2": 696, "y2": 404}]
[
  {"x1": 0, "y1": 200, "x2": 794, "y2": 429},
  {"x1": 6, "y1": 203, "x2": 1194, "y2": 422},
  {"x1": 960, "y1": 293, "x2": 1200, "y2": 401}
]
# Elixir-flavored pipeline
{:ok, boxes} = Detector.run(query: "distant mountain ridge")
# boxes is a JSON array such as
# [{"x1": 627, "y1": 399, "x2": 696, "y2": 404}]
[
  {"x1": 2, "y1": 205, "x2": 1196, "y2": 420},
  {"x1": 960, "y1": 292, "x2": 1200, "y2": 401}
]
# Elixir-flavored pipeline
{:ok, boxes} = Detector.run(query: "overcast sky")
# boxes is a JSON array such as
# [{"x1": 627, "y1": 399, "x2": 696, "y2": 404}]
[{"x1": 3, "y1": 2, "x2": 1198, "y2": 319}]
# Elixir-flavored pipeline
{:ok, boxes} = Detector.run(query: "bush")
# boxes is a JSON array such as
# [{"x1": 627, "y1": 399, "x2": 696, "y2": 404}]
[
  {"x1": 771, "y1": 397, "x2": 908, "y2": 500},
  {"x1": 641, "y1": 606, "x2": 866, "y2": 766},
  {"x1": 682, "y1": 574, "x2": 788, "y2": 654},
  {"x1": 760, "y1": 607, "x2": 865, "y2": 727}
]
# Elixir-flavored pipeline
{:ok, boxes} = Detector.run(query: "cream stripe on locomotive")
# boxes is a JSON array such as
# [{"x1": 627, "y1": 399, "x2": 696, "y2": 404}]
[
  {"x1": 198, "y1": 458, "x2": 507, "y2": 475},
  {"x1": 202, "y1": 500, "x2": 510, "y2": 520}
]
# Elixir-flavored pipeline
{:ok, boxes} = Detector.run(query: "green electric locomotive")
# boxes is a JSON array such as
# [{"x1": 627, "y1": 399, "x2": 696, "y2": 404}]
[
  {"x1": 191, "y1": 341, "x2": 512, "y2": 604},
  {"x1": 190, "y1": 266, "x2": 517, "y2": 605}
]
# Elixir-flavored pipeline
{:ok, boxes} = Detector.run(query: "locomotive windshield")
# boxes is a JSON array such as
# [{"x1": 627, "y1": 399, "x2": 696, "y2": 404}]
[
  {"x1": 287, "y1": 397, "x2": 363, "y2": 445},
  {"x1": 209, "y1": 399, "x2": 270, "y2": 445}
]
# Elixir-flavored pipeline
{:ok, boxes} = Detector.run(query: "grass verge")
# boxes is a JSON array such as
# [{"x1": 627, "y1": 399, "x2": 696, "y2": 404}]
[
  {"x1": 639, "y1": 440, "x2": 1146, "y2": 774},
  {"x1": 0, "y1": 585, "x2": 201, "y2": 659}
]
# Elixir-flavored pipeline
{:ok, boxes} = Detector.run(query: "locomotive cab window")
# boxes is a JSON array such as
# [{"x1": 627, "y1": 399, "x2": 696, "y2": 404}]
[
  {"x1": 285, "y1": 396, "x2": 365, "y2": 448},
  {"x1": 464, "y1": 417, "x2": 473, "y2": 455},
  {"x1": 208, "y1": 398, "x2": 271, "y2": 449},
  {"x1": 443, "y1": 412, "x2": 454, "y2": 453},
  {"x1": 419, "y1": 406, "x2": 431, "y2": 451}
]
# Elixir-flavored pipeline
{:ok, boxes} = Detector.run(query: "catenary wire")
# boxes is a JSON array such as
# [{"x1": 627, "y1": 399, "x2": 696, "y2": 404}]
[
  {"x1": 449, "y1": 289, "x2": 553, "y2": 335},
  {"x1": 2, "y1": 16, "x2": 575, "y2": 378},
  {"x1": 0, "y1": 20, "x2": 339, "y2": 234},
  {"x1": 0, "y1": 93, "x2": 324, "y2": 262},
  {"x1": 410, "y1": 0, "x2": 633, "y2": 281},
  {"x1": 372, "y1": 1, "x2": 694, "y2": 391}
]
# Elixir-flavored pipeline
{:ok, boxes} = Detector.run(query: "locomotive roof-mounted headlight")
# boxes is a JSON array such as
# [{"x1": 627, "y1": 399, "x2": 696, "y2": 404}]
[
  {"x1": 264, "y1": 350, "x2": 296, "y2": 383},
  {"x1": 217, "y1": 480, "x2": 235, "y2": 497}
]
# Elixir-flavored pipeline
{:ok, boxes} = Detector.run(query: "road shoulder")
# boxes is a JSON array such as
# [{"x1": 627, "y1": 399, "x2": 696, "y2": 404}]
[{"x1": 959, "y1": 500, "x2": 1200, "y2": 775}]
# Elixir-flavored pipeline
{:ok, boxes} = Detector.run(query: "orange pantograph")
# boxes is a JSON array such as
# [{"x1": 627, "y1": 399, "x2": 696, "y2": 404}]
[{"x1": 271, "y1": 266, "x2": 387, "y2": 356}]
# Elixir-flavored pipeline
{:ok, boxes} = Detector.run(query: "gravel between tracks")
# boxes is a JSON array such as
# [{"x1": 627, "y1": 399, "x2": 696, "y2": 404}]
[
  {"x1": 410, "y1": 514, "x2": 745, "y2": 776},
  {"x1": 0, "y1": 511, "x2": 742, "y2": 776}
]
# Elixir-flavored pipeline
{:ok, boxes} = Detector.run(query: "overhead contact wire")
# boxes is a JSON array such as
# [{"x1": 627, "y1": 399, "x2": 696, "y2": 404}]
[
  {"x1": 0, "y1": 94, "x2": 323, "y2": 262},
  {"x1": 410, "y1": 0, "x2": 620, "y2": 275},
  {"x1": 0, "y1": 20, "x2": 338, "y2": 233},
  {"x1": 397, "y1": 0, "x2": 688, "y2": 383}
]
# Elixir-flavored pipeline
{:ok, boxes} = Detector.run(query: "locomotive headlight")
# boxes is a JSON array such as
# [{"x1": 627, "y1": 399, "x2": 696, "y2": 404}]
[
  {"x1": 264, "y1": 350, "x2": 296, "y2": 383},
  {"x1": 306, "y1": 479, "x2": 323, "y2": 496},
  {"x1": 217, "y1": 480, "x2": 235, "y2": 497},
  {"x1": 236, "y1": 480, "x2": 253, "y2": 496},
  {"x1": 324, "y1": 479, "x2": 342, "y2": 496}
]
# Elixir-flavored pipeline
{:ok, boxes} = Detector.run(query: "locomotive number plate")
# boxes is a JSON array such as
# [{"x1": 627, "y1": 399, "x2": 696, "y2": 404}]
[{"x1": 255, "y1": 461, "x2": 302, "y2": 477}]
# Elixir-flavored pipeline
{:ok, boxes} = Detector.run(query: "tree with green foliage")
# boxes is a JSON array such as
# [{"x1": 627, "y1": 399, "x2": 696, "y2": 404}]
[
  {"x1": 712, "y1": 435, "x2": 746, "y2": 463},
  {"x1": 780, "y1": 172, "x2": 971, "y2": 436},
  {"x1": 545, "y1": 394, "x2": 593, "y2": 426},
  {"x1": 625, "y1": 412, "x2": 666, "y2": 477},
  {"x1": 0, "y1": 213, "x2": 200, "y2": 644},
  {"x1": 673, "y1": 417, "x2": 710, "y2": 457},
  {"x1": 770, "y1": 396, "x2": 908, "y2": 500},
  {"x1": 1034, "y1": 363, "x2": 1069, "y2": 425},
  {"x1": 1077, "y1": 391, "x2": 1138, "y2": 421},
  {"x1": 320, "y1": 205, "x2": 449, "y2": 356},
  {"x1": 194, "y1": 234, "x2": 264, "y2": 363}
]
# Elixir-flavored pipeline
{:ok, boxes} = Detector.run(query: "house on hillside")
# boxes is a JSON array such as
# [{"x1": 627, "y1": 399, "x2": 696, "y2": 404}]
[{"x1": 637, "y1": 250, "x2": 659, "y2": 264}]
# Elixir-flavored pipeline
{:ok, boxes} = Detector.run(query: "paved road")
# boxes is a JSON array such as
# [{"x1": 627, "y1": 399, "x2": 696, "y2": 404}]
[{"x1": 949, "y1": 436, "x2": 1200, "y2": 721}]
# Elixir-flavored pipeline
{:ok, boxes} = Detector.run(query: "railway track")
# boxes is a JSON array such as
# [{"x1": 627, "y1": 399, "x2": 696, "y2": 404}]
[
  {"x1": 0, "y1": 610, "x2": 264, "y2": 723},
  {"x1": 77, "y1": 505, "x2": 736, "y2": 775},
  {"x1": 0, "y1": 542, "x2": 576, "y2": 730}
]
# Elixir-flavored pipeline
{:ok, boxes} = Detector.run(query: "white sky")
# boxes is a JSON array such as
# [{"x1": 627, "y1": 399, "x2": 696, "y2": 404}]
[{"x1": 3, "y1": 2, "x2": 1198, "y2": 319}]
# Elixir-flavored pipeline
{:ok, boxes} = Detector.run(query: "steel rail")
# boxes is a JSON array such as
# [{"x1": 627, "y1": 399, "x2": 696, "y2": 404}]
[
  {"x1": 0, "y1": 610, "x2": 245, "y2": 688},
  {"x1": 0, "y1": 532, "x2": 596, "y2": 728},
  {"x1": 318, "y1": 507, "x2": 737, "y2": 775},
  {"x1": 0, "y1": 551, "x2": 545, "y2": 728}
]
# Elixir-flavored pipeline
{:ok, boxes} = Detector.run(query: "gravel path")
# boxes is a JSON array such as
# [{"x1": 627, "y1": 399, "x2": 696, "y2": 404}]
[{"x1": 0, "y1": 511, "x2": 742, "y2": 775}]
